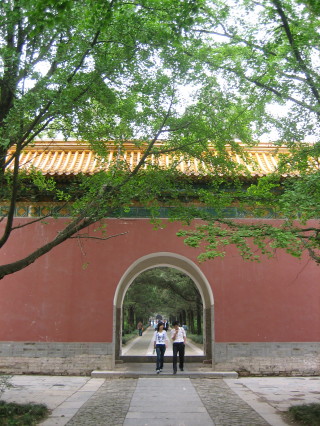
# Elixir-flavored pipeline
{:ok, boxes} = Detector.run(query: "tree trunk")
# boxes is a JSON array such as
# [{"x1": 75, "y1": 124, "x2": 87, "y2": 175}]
[
  {"x1": 196, "y1": 303, "x2": 202, "y2": 334},
  {"x1": 188, "y1": 310, "x2": 195, "y2": 334},
  {"x1": 128, "y1": 305, "x2": 135, "y2": 328}
]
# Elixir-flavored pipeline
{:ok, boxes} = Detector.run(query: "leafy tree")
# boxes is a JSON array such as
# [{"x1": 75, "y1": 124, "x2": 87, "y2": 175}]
[
  {"x1": 123, "y1": 268, "x2": 203, "y2": 333},
  {"x1": 0, "y1": 0, "x2": 222, "y2": 279},
  {"x1": 175, "y1": 0, "x2": 320, "y2": 264}
]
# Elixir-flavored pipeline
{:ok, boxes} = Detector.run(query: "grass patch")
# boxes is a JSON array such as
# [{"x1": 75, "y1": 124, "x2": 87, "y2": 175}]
[
  {"x1": 122, "y1": 332, "x2": 138, "y2": 345},
  {"x1": 0, "y1": 400, "x2": 50, "y2": 425},
  {"x1": 187, "y1": 334, "x2": 203, "y2": 345},
  {"x1": 288, "y1": 403, "x2": 320, "y2": 425}
]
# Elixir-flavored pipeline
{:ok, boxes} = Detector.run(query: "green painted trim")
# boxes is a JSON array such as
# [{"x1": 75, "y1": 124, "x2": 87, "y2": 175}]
[{"x1": 0, "y1": 204, "x2": 278, "y2": 219}]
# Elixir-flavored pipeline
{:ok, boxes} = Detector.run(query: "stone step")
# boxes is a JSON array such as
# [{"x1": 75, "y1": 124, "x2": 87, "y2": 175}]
[
  {"x1": 119, "y1": 355, "x2": 207, "y2": 363},
  {"x1": 91, "y1": 370, "x2": 238, "y2": 378}
]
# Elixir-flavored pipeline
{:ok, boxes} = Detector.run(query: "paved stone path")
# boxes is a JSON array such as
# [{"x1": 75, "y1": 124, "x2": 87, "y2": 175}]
[
  {"x1": 193, "y1": 379, "x2": 270, "y2": 426},
  {"x1": 122, "y1": 326, "x2": 203, "y2": 357},
  {"x1": 67, "y1": 379, "x2": 136, "y2": 426},
  {"x1": 3, "y1": 374, "x2": 319, "y2": 425},
  {"x1": 123, "y1": 378, "x2": 214, "y2": 425},
  {"x1": 66, "y1": 378, "x2": 271, "y2": 426}
]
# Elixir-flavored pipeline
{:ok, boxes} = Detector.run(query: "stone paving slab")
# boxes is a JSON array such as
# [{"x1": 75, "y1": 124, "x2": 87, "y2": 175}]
[
  {"x1": 123, "y1": 378, "x2": 214, "y2": 426},
  {"x1": 192, "y1": 378, "x2": 270, "y2": 426},
  {"x1": 124, "y1": 413, "x2": 214, "y2": 426},
  {"x1": 1, "y1": 375, "x2": 91, "y2": 409},
  {"x1": 66, "y1": 378, "x2": 137, "y2": 426},
  {"x1": 225, "y1": 376, "x2": 320, "y2": 425},
  {"x1": 0, "y1": 375, "x2": 105, "y2": 426}
]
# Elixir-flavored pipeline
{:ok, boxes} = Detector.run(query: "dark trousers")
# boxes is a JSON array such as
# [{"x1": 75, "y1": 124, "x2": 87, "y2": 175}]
[
  {"x1": 138, "y1": 328, "x2": 142, "y2": 336},
  {"x1": 156, "y1": 344, "x2": 166, "y2": 370},
  {"x1": 173, "y1": 342, "x2": 185, "y2": 372}
]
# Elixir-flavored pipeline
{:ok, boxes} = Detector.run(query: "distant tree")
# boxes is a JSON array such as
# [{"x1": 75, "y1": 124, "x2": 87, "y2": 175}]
[{"x1": 123, "y1": 267, "x2": 203, "y2": 333}]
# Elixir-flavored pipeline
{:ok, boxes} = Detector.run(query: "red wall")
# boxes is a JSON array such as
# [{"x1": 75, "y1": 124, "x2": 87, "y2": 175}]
[{"x1": 0, "y1": 218, "x2": 319, "y2": 343}]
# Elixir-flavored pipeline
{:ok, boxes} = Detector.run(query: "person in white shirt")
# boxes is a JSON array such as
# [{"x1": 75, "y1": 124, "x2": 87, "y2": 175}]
[
  {"x1": 171, "y1": 320, "x2": 186, "y2": 374},
  {"x1": 153, "y1": 322, "x2": 168, "y2": 374}
]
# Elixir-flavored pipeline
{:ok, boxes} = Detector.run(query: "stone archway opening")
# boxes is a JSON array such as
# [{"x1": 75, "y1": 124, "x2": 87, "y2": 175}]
[
  {"x1": 113, "y1": 252, "x2": 214, "y2": 367},
  {"x1": 122, "y1": 266, "x2": 204, "y2": 352}
]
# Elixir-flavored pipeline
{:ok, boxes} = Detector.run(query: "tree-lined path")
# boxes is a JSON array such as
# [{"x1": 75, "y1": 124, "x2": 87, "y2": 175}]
[{"x1": 122, "y1": 326, "x2": 203, "y2": 356}]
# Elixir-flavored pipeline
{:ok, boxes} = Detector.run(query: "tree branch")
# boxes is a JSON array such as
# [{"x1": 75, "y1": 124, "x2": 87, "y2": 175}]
[
  {"x1": 70, "y1": 232, "x2": 128, "y2": 240},
  {"x1": 271, "y1": 0, "x2": 320, "y2": 105}
]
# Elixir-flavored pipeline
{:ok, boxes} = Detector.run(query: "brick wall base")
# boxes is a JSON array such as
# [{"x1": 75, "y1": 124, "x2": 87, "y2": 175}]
[
  {"x1": 0, "y1": 342, "x2": 113, "y2": 375},
  {"x1": 214, "y1": 342, "x2": 320, "y2": 376},
  {"x1": 0, "y1": 341, "x2": 319, "y2": 376}
]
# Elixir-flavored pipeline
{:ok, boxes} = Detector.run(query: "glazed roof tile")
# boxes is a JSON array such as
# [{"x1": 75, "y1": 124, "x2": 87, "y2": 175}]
[{"x1": 6, "y1": 141, "x2": 291, "y2": 177}]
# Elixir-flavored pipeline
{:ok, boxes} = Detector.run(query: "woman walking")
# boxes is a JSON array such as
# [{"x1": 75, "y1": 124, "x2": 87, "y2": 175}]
[{"x1": 153, "y1": 321, "x2": 168, "y2": 374}]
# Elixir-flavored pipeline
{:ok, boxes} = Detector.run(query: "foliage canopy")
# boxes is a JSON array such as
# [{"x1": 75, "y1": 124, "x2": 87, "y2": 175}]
[
  {"x1": 0, "y1": 0, "x2": 320, "y2": 280},
  {"x1": 123, "y1": 267, "x2": 202, "y2": 334}
]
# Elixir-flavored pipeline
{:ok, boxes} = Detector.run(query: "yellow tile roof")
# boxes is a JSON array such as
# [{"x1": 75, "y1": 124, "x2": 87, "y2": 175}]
[{"x1": 6, "y1": 141, "x2": 290, "y2": 177}]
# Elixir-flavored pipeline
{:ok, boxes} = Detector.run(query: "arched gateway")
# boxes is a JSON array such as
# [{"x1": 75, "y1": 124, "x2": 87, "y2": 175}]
[{"x1": 113, "y1": 252, "x2": 214, "y2": 366}]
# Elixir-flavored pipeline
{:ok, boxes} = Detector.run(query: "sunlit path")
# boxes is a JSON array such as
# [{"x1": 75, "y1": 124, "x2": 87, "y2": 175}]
[{"x1": 122, "y1": 326, "x2": 203, "y2": 356}]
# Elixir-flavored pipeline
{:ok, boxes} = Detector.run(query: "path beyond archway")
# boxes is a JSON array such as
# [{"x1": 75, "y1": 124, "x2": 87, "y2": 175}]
[
  {"x1": 113, "y1": 252, "x2": 214, "y2": 367},
  {"x1": 122, "y1": 326, "x2": 203, "y2": 355}
]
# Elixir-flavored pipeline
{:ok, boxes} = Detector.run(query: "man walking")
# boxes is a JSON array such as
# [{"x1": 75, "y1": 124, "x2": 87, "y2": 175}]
[
  {"x1": 171, "y1": 320, "x2": 186, "y2": 374},
  {"x1": 137, "y1": 321, "x2": 143, "y2": 336}
]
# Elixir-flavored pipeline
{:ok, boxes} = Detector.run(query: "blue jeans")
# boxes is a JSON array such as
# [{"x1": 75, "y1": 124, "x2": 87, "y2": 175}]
[
  {"x1": 156, "y1": 344, "x2": 166, "y2": 370},
  {"x1": 173, "y1": 342, "x2": 185, "y2": 372}
]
